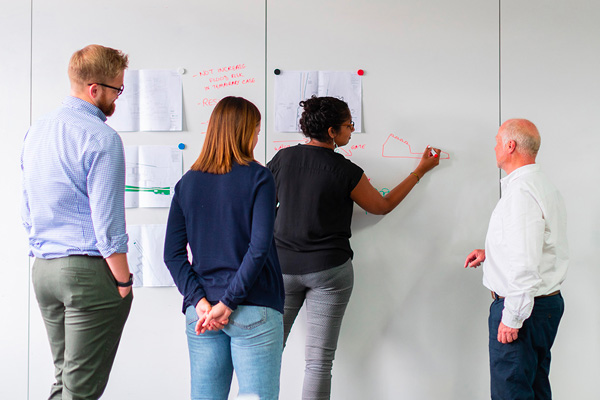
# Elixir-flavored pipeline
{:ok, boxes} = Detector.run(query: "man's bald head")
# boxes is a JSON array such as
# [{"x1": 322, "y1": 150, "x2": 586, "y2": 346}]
[{"x1": 499, "y1": 119, "x2": 541, "y2": 158}]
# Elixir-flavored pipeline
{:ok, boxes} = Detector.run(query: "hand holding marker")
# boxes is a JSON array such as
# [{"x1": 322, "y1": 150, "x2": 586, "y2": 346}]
[{"x1": 428, "y1": 145, "x2": 439, "y2": 158}]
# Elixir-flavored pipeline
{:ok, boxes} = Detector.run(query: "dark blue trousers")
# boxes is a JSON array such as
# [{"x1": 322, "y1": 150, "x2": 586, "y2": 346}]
[{"x1": 489, "y1": 294, "x2": 564, "y2": 400}]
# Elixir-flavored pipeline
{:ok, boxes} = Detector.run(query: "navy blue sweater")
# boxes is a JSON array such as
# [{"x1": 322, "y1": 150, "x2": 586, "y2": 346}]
[{"x1": 164, "y1": 162, "x2": 284, "y2": 314}]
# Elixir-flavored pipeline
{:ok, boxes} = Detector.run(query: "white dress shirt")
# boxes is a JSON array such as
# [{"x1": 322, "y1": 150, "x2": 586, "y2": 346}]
[{"x1": 483, "y1": 164, "x2": 569, "y2": 329}]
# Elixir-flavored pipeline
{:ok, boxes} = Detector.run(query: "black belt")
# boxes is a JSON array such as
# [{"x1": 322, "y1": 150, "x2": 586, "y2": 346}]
[{"x1": 491, "y1": 290, "x2": 560, "y2": 300}]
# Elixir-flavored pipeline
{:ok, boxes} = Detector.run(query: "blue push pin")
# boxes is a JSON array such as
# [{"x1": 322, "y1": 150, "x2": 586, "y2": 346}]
[{"x1": 178, "y1": 143, "x2": 186, "y2": 150}]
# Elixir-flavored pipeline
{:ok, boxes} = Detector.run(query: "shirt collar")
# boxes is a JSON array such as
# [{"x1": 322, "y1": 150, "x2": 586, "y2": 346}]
[
  {"x1": 62, "y1": 96, "x2": 107, "y2": 122},
  {"x1": 500, "y1": 163, "x2": 539, "y2": 192}
]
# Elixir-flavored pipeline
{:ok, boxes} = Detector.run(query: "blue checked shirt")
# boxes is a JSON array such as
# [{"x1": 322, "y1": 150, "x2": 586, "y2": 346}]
[{"x1": 21, "y1": 96, "x2": 128, "y2": 259}]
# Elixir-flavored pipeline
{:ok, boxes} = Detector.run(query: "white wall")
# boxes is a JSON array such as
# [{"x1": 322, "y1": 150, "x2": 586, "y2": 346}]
[
  {"x1": 0, "y1": 2, "x2": 31, "y2": 399},
  {"x1": 2, "y1": 1, "x2": 599, "y2": 399},
  {"x1": 501, "y1": 1, "x2": 600, "y2": 398}
]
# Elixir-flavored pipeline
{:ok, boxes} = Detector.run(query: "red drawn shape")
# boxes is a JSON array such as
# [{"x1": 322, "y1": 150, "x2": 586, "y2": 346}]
[
  {"x1": 382, "y1": 134, "x2": 450, "y2": 159},
  {"x1": 337, "y1": 147, "x2": 352, "y2": 157}
]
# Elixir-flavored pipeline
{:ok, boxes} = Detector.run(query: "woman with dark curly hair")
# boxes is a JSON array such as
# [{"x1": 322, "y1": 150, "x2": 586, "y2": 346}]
[{"x1": 267, "y1": 95, "x2": 440, "y2": 400}]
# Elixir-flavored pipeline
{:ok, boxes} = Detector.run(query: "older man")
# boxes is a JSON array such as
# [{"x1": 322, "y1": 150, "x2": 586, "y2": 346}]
[
  {"x1": 21, "y1": 45, "x2": 133, "y2": 400},
  {"x1": 465, "y1": 119, "x2": 568, "y2": 400}
]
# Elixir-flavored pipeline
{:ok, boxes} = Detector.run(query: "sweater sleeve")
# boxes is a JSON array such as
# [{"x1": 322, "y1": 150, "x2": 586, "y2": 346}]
[
  {"x1": 219, "y1": 169, "x2": 277, "y2": 310},
  {"x1": 164, "y1": 182, "x2": 206, "y2": 310}
]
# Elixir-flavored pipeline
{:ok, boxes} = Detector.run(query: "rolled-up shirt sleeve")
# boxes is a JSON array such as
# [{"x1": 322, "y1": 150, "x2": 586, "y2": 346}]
[
  {"x1": 501, "y1": 188, "x2": 544, "y2": 329},
  {"x1": 86, "y1": 135, "x2": 128, "y2": 257},
  {"x1": 20, "y1": 143, "x2": 32, "y2": 236}
]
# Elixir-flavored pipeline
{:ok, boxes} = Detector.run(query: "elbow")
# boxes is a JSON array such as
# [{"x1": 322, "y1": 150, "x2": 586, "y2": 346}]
[
  {"x1": 357, "y1": 198, "x2": 395, "y2": 216},
  {"x1": 375, "y1": 200, "x2": 395, "y2": 215},
  {"x1": 367, "y1": 206, "x2": 391, "y2": 216},
  {"x1": 377, "y1": 198, "x2": 401, "y2": 215}
]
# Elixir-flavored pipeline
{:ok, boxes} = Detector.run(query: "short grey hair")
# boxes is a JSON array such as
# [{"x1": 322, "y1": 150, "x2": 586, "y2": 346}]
[{"x1": 500, "y1": 119, "x2": 541, "y2": 158}]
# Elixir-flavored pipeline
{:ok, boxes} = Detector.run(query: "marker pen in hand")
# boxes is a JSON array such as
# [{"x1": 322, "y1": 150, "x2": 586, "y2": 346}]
[{"x1": 428, "y1": 146, "x2": 439, "y2": 158}]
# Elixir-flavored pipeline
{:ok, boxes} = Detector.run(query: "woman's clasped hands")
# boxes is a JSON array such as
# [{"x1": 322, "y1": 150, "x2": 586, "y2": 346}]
[{"x1": 194, "y1": 298, "x2": 232, "y2": 335}]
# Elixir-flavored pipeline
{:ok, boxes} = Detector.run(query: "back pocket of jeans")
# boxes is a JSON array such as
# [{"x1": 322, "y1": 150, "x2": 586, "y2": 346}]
[
  {"x1": 186, "y1": 305, "x2": 199, "y2": 326},
  {"x1": 229, "y1": 306, "x2": 267, "y2": 330}
]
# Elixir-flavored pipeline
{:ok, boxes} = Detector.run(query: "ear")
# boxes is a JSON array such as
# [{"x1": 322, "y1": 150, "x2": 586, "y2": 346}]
[
  {"x1": 507, "y1": 139, "x2": 517, "y2": 154},
  {"x1": 327, "y1": 126, "x2": 336, "y2": 139},
  {"x1": 88, "y1": 83, "x2": 99, "y2": 100}
]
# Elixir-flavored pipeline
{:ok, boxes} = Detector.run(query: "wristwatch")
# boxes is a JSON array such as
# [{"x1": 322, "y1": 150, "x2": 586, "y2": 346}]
[{"x1": 116, "y1": 273, "x2": 134, "y2": 287}]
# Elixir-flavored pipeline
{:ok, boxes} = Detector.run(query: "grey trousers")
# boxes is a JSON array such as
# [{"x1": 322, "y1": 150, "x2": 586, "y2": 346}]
[
  {"x1": 32, "y1": 256, "x2": 133, "y2": 400},
  {"x1": 283, "y1": 259, "x2": 354, "y2": 400}
]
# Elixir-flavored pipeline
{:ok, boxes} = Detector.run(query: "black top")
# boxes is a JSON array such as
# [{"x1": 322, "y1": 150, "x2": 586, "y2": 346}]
[
  {"x1": 267, "y1": 145, "x2": 364, "y2": 274},
  {"x1": 164, "y1": 162, "x2": 284, "y2": 314}
]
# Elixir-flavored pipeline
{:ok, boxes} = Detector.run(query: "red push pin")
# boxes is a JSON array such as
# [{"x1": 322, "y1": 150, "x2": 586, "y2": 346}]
[{"x1": 357, "y1": 69, "x2": 364, "y2": 76}]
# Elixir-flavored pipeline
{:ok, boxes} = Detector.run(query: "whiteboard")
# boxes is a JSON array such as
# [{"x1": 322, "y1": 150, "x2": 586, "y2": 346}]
[
  {"x1": 267, "y1": 1, "x2": 498, "y2": 398},
  {"x1": 0, "y1": 0, "x2": 598, "y2": 399}
]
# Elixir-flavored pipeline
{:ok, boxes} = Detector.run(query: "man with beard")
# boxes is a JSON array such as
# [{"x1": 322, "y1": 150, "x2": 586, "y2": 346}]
[{"x1": 21, "y1": 44, "x2": 133, "y2": 400}]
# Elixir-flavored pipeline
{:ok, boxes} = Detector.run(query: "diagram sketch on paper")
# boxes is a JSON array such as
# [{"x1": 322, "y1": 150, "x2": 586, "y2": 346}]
[
  {"x1": 274, "y1": 70, "x2": 362, "y2": 133},
  {"x1": 127, "y1": 224, "x2": 175, "y2": 288},
  {"x1": 381, "y1": 134, "x2": 450, "y2": 159},
  {"x1": 125, "y1": 145, "x2": 182, "y2": 208},
  {"x1": 274, "y1": 71, "x2": 318, "y2": 132},
  {"x1": 108, "y1": 69, "x2": 182, "y2": 132}
]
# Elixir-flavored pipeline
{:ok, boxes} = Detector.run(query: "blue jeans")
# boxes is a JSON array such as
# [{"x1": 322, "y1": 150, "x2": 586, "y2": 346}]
[
  {"x1": 489, "y1": 294, "x2": 564, "y2": 400},
  {"x1": 186, "y1": 305, "x2": 284, "y2": 400}
]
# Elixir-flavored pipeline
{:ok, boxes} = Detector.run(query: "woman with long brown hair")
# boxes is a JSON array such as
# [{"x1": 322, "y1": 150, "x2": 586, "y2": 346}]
[{"x1": 164, "y1": 96, "x2": 284, "y2": 400}]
